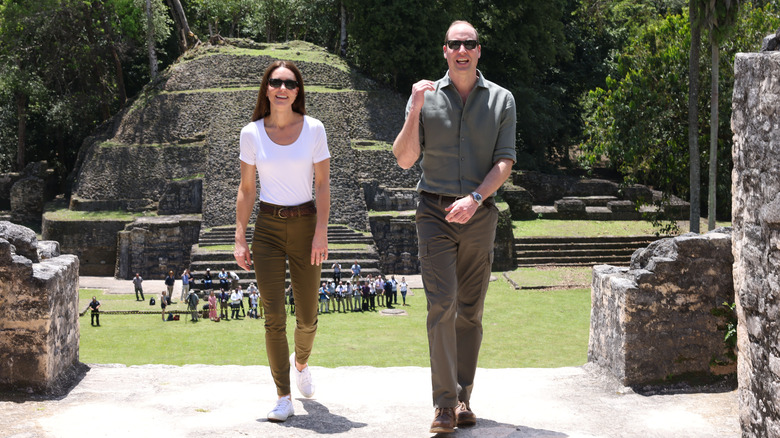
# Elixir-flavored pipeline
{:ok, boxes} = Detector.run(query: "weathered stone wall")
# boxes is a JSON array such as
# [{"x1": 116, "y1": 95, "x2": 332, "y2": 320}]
[
  {"x1": 71, "y1": 141, "x2": 209, "y2": 211},
  {"x1": 369, "y1": 203, "x2": 515, "y2": 275},
  {"x1": 158, "y1": 179, "x2": 203, "y2": 215},
  {"x1": 0, "y1": 222, "x2": 80, "y2": 393},
  {"x1": 731, "y1": 51, "x2": 780, "y2": 437},
  {"x1": 41, "y1": 215, "x2": 131, "y2": 276},
  {"x1": 588, "y1": 229, "x2": 734, "y2": 386},
  {"x1": 115, "y1": 215, "x2": 202, "y2": 280}
]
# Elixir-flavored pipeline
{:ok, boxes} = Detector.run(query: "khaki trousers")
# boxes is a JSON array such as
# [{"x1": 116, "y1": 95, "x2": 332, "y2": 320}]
[
  {"x1": 416, "y1": 194, "x2": 497, "y2": 409},
  {"x1": 252, "y1": 211, "x2": 321, "y2": 396}
]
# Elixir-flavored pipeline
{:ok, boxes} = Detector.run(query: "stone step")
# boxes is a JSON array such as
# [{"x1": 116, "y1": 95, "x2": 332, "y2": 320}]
[
  {"x1": 516, "y1": 255, "x2": 631, "y2": 267},
  {"x1": 514, "y1": 236, "x2": 662, "y2": 245},
  {"x1": 514, "y1": 235, "x2": 663, "y2": 267},
  {"x1": 190, "y1": 249, "x2": 379, "y2": 263}
]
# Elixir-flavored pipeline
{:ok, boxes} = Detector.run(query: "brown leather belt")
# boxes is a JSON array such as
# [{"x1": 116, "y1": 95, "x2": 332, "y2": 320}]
[
  {"x1": 259, "y1": 201, "x2": 316, "y2": 218},
  {"x1": 419, "y1": 191, "x2": 494, "y2": 207}
]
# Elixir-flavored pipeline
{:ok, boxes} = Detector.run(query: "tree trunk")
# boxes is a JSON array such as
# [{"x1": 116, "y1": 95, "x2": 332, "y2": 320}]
[
  {"x1": 166, "y1": 0, "x2": 198, "y2": 53},
  {"x1": 112, "y1": 46, "x2": 127, "y2": 107},
  {"x1": 340, "y1": 2, "x2": 347, "y2": 56},
  {"x1": 145, "y1": 0, "x2": 158, "y2": 81},
  {"x1": 15, "y1": 92, "x2": 27, "y2": 171},
  {"x1": 688, "y1": 1, "x2": 701, "y2": 233},
  {"x1": 708, "y1": 37, "x2": 719, "y2": 231}
]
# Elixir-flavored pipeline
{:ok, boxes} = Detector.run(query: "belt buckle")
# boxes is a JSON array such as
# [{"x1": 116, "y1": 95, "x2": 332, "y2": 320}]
[{"x1": 276, "y1": 207, "x2": 287, "y2": 219}]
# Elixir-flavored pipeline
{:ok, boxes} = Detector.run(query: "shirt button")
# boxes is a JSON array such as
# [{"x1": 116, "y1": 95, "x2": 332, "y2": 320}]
[{"x1": 461, "y1": 157, "x2": 465, "y2": 161}]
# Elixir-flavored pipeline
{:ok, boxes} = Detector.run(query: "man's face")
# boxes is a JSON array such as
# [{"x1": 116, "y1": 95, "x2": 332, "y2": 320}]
[{"x1": 443, "y1": 23, "x2": 480, "y2": 74}]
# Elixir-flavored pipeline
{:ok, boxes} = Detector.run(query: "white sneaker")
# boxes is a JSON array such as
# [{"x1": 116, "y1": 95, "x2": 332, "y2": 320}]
[
  {"x1": 267, "y1": 395, "x2": 294, "y2": 422},
  {"x1": 290, "y1": 352, "x2": 315, "y2": 398}
]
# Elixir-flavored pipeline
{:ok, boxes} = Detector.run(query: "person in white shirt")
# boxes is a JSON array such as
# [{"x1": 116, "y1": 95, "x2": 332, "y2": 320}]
[
  {"x1": 399, "y1": 277, "x2": 409, "y2": 306},
  {"x1": 230, "y1": 289, "x2": 242, "y2": 320},
  {"x1": 234, "y1": 60, "x2": 330, "y2": 422}
]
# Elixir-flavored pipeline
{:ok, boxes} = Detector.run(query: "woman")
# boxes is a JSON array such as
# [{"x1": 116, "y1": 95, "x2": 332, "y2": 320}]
[
  {"x1": 208, "y1": 290, "x2": 217, "y2": 321},
  {"x1": 160, "y1": 290, "x2": 168, "y2": 321},
  {"x1": 234, "y1": 60, "x2": 330, "y2": 422}
]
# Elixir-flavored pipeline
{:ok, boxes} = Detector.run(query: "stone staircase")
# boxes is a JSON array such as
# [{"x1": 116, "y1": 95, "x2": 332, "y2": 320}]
[
  {"x1": 189, "y1": 224, "x2": 381, "y2": 291},
  {"x1": 514, "y1": 235, "x2": 664, "y2": 267}
]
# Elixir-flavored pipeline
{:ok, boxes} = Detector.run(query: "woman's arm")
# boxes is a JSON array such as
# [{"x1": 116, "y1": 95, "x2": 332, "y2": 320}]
[
  {"x1": 311, "y1": 158, "x2": 330, "y2": 265},
  {"x1": 234, "y1": 160, "x2": 257, "y2": 271}
]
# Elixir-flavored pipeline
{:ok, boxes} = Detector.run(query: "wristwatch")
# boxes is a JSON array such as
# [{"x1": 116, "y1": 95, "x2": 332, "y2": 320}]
[{"x1": 470, "y1": 191, "x2": 483, "y2": 206}]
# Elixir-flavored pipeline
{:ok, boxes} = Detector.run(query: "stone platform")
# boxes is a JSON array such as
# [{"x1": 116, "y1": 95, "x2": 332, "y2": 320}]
[{"x1": 0, "y1": 363, "x2": 738, "y2": 438}]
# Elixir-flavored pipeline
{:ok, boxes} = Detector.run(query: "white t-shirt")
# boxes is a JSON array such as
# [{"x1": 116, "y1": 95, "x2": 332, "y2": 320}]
[{"x1": 239, "y1": 115, "x2": 330, "y2": 206}]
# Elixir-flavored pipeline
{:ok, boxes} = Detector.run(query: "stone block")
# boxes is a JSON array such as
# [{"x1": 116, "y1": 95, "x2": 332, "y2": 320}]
[
  {"x1": 732, "y1": 51, "x2": 780, "y2": 437},
  {"x1": 554, "y1": 198, "x2": 586, "y2": 219},
  {"x1": 589, "y1": 229, "x2": 735, "y2": 387},
  {"x1": 0, "y1": 224, "x2": 80, "y2": 394}
]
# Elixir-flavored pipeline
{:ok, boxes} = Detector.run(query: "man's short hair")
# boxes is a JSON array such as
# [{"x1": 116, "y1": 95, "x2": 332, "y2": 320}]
[{"x1": 445, "y1": 20, "x2": 479, "y2": 43}]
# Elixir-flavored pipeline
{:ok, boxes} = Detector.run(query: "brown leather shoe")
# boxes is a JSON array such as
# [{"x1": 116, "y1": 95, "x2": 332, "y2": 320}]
[
  {"x1": 455, "y1": 401, "x2": 477, "y2": 427},
  {"x1": 430, "y1": 407, "x2": 456, "y2": 433}
]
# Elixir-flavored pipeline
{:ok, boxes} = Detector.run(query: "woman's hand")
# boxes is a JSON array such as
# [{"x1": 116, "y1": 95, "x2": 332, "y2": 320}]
[
  {"x1": 310, "y1": 228, "x2": 328, "y2": 266},
  {"x1": 234, "y1": 239, "x2": 253, "y2": 271}
]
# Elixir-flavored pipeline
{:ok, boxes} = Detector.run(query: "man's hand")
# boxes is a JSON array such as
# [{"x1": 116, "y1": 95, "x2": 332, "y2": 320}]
[
  {"x1": 444, "y1": 196, "x2": 479, "y2": 224},
  {"x1": 409, "y1": 80, "x2": 435, "y2": 113}
]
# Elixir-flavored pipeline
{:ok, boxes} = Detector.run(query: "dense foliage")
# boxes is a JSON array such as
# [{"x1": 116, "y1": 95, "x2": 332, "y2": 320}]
[
  {"x1": 0, "y1": 0, "x2": 777, "y2": 221},
  {"x1": 580, "y1": 1, "x2": 780, "y2": 219}
]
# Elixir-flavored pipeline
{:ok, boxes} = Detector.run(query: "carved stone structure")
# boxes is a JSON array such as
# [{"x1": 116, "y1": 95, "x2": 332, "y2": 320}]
[
  {"x1": 732, "y1": 50, "x2": 780, "y2": 437},
  {"x1": 588, "y1": 229, "x2": 734, "y2": 386},
  {"x1": 0, "y1": 222, "x2": 81, "y2": 393},
  {"x1": 115, "y1": 215, "x2": 201, "y2": 280},
  {"x1": 42, "y1": 216, "x2": 130, "y2": 276}
]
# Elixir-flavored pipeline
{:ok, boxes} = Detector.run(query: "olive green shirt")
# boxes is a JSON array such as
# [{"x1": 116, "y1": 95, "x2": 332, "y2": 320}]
[{"x1": 406, "y1": 70, "x2": 517, "y2": 197}]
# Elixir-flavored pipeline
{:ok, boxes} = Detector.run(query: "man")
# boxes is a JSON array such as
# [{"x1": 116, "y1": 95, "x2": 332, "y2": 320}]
[
  {"x1": 180, "y1": 269, "x2": 191, "y2": 301},
  {"x1": 350, "y1": 260, "x2": 361, "y2": 282},
  {"x1": 230, "y1": 288, "x2": 242, "y2": 320},
  {"x1": 332, "y1": 261, "x2": 342, "y2": 284},
  {"x1": 187, "y1": 290, "x2": 200, "y2": 321},
  {"x1": 132, "y1": 273, "x2": 144, "y2": 301},
  {"x1": 383, "y1": 277, "x2": 394, "y2": 309},
  {"x1": 89, "y1": 296, "x2": 101, "y2": 326},
  {"x1": 392, "y1": 20, "x2": 516, "y2": 434}
]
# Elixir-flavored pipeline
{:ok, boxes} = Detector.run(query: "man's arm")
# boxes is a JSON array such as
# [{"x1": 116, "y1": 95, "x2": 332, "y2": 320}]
[{"x1": 392, "y1": 80, "x2": 435, "y2": 169}]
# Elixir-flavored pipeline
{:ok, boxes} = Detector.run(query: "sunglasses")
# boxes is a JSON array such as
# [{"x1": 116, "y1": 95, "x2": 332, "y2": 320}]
[
  {"x1": 268, "y1": 78, "x2": 299, "y2": 90},
  {"x1": 446, "y1": 40, "x2": 478, "y2": 50}
]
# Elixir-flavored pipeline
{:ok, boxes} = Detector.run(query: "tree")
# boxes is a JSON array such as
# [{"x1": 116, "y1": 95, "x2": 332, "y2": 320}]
[
  {"x1": 689, "y1": 0, "x2": 702, "y2": 233},
  {"x1": 701, "y1": 0, "x2": 742, "y2": 230}
]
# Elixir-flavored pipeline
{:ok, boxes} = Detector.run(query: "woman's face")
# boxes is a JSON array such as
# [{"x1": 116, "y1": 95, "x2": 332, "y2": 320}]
[{"x1": 267, "y1": 67, "x2": 299, "y2": 110}]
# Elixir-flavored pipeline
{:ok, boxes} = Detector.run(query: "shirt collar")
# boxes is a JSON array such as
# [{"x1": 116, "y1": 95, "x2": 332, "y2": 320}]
[{"x1": 440, "y1": 69, "x2": 487, "y2": 91}]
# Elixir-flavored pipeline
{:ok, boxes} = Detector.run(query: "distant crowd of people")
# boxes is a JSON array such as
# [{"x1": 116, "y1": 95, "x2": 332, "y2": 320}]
[
  {"x1": 128, "y1": 262, "x2": 409, "y2": 321},
  {"x1": 316, "y1": 270, "x2": 408, "y2": 315}
]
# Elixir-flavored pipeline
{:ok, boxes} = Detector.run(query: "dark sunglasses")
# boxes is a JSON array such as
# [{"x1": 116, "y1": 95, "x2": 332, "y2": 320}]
[
  {"x1": 268, "y1": 78, "x2": 299, "y2": 90},
  {"x1": 446, "y1": 39, "x2": 478, "y2": 50}
]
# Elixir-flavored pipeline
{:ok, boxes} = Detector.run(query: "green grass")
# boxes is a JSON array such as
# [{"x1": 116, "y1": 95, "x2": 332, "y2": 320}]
[
  {"x1": 504, "y1": 267, "x2": 593, "y2": 289},
  {"x1": 78, "y1": 276, "x2": 590, "y2": 368},
  {"x1": 512, "y1": 219, "x2": 732, "y2": 237},
  {"x1": 183, "y1": 41, "x2": 350, "y2": 72},
  {"x1": 161, "y1": 85, "x2": 355, "y2": 95},
  {"x1": 43, "y1": 209, "x2": 140, "y2": 221},
  {"x1": 351, "y1": 139, "x2": 393, "y2": 151}
]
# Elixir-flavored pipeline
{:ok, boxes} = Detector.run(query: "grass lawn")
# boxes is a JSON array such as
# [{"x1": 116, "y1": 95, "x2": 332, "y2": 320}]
[
  {"x1": 504, "y1": 267, "x2": 593, "y2": 289},
  {"x1": 78, "y1": 276, "x2": 590, "y2": 369},
  {"x1": 513, "y1": 219, "x2": 732, "y2": 237}
]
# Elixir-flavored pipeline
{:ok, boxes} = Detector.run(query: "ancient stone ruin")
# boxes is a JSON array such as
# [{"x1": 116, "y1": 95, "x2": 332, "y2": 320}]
[
  {"x1": 0, "y1": 221, "x2": 81, "y2": 394},
  {"x1": 588, "y1": 229, "x2": 735, "y2": 386},
  {"x1": 732, "y1": 49, "x2": 780, "y2": 437}
]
